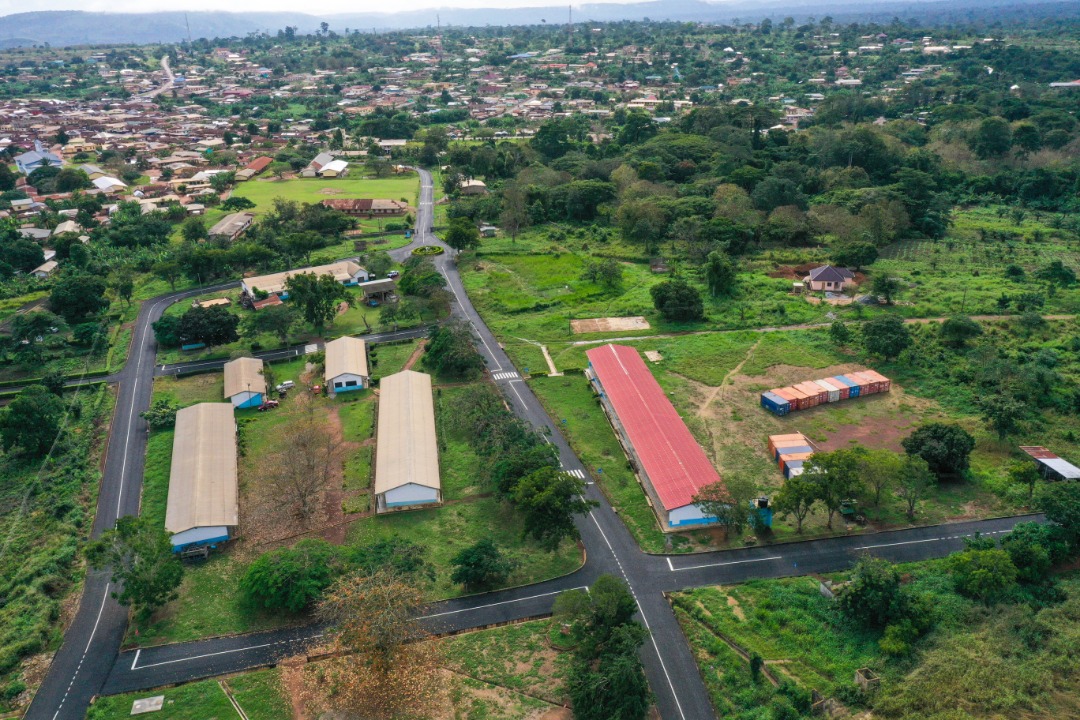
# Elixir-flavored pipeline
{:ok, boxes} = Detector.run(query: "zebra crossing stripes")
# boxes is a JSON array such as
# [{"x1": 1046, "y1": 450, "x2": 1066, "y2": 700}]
[
  {"x1": 492, "y1": 371, "x2": 520, "y2": 381},
  {"x1": 565, "y1": 468, "x2": 586, "y2": 479}
]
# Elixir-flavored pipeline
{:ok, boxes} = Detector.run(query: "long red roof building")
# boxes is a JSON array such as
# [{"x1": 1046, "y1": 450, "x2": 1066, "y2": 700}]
[{"x1": 586, "y1": 344, "x2": 726, "y2": 528}]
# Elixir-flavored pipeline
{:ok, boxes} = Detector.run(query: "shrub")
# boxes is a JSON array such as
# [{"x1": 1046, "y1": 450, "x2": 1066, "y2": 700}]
[{"x1": 241, "y1": 539, "x2": 340, "y2": 613}]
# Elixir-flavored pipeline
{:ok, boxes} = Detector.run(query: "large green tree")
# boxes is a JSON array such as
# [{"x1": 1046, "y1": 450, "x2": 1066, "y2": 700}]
[
  {"x1": 0, "y1": 385, "x2": 65, "y2": 457},
  {"x1": 902, "y1": 422, "x2": 975, "y2": 480},
  {"x1": 450, "y1": 538, "x2": 518, "y2": 592},
  {"x1": 650, "y1": 277, "x2": 704, "y2": 322},
  {"x1": 862, "y1": 314, "x2": 912, "y2": 360},
  {"x1": 177, "y1": 305, "x2": 240, "y2": 347},
  {"x1": 804, "y1": 449, "x2": 864, "y2": 529},
  {"x1": 50, "y1": 274, "x2": 109, "y2": 322},
  {"x1": 704, "y1": 250, "x2": 737, "y2": 297},
  {"x1": 423, "y1": 320, "x2": 485, "y2": 379},
  {"x1": 86, "y1": 516, "x2": 184, "y2": 621},
  {"x1": 285, "y1": 272, "x2": 352, "y2": 332},
  {"x1": 512, "y1": 467, "x2": 595, "y2": 550},
  {"x1": 443, "y1": 217, "x2": 481, "y2": 251}
]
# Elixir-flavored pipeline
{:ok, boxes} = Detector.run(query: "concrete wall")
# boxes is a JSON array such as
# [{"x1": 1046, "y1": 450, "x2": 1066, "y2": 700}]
[{"x1": 377, "y1": 483, "x2": 441, "y2": 512}]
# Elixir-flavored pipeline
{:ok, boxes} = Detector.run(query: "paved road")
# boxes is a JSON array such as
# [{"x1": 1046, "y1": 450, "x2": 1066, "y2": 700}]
[
  {"x1": 139, "y1": 55, "x2": 174, "y2": 99},
  {"x1": 27, "y1": 167, "x2": 1045, "y2": 718}
]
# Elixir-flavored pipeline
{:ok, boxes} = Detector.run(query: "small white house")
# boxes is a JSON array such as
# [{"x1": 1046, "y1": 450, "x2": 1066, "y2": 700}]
[
  {"x1": 222, "y1": 357, "x2": 266, "y2": 409},
  {"x1": 31, "y1": 260, "x2": 58, "y2": 278},
  {"x1": 324, "y1": 336, "x2": 369, "y2": 393}
]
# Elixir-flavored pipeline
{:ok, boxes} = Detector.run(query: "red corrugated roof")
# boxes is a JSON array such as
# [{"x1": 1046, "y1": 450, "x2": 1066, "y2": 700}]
[
  {"x1": 587, "y1": 344, "x2": 724, "y2": 511},
  {"x1": 1020, "y1": 446, "x2": 1058, "y2": 459},
  {"x1": 246, "y1": 156, "x2": 272, "y2": 172}
]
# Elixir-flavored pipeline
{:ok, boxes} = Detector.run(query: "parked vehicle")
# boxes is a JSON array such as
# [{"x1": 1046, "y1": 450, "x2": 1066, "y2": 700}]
[
  {"x1": 257, "y1": 400, "x2": 279, "y2": 411},
  {"x1": 275, "y1": 381, "x2": 295, "y2": 393},
  {"x1": 387, "y1": 270, "x2": 400, "y2": 279}
]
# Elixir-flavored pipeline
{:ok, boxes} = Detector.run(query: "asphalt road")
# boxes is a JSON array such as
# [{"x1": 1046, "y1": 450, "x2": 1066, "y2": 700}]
[{"x1": 28, "y1": 166, "x2": 1045, "y2": 719}]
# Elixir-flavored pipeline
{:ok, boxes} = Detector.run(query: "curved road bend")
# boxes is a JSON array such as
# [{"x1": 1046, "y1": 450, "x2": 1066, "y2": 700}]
[{"x1": 31, "y1": 167, "x2": 1040, "y2": 718}]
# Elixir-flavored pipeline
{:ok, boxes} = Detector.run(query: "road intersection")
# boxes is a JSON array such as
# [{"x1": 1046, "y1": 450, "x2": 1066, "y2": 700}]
[{"x1": 26, "y1": 168, "x2": 1040, "y2": 719}]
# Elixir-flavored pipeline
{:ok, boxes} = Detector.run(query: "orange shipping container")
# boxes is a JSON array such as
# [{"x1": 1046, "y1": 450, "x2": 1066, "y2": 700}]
[
  {"x1": 774, "y1": 386, "x2": 807, "y2": 410},
  {"x1": 778, "y1": 451, "x2": 814, "y2": 471},
  {"x1": 768, "y1": 433, "x2": 807, "y2": 456}
]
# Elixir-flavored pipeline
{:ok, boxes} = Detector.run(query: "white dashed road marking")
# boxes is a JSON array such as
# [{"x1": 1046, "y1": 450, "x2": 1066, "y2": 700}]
[
  {"x1": 565, "y1": 468, "x2": 586, "y2": 479},
  {"x1": 492, "y1": 371, "x2": 519, "y2": 381}
]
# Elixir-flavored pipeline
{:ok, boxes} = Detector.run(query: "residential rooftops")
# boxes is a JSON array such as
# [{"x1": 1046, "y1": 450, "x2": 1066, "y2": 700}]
[{"x1": 165, "y1": 403, "x2": 238, "y2": 535}]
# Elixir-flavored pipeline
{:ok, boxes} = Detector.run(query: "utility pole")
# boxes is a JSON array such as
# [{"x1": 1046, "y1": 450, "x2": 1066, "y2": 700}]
[
  {"x1": 567, "y1": 5, "x2": 572, "y2": 48},
  {"x1": 184, "y1": 12, "x2": 192, "y2": 44}
]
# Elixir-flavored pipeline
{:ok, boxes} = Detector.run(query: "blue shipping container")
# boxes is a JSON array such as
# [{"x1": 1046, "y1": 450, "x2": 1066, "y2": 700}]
[
  {"x1": 774, "y1": 445, "x2": 814, "y2": 461},
  {"x1": 833, "y1": 375, "x2": 861, "y2": 398},
  {"x1": 784, "y1": 460, "x2": 805, "y2": 479},
  {"x1": 761, "y1": 391, "x2": 791, "y2": 416}
]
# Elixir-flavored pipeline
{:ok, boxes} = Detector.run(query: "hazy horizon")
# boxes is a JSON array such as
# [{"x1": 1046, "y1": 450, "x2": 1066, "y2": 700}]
[{"x1": 3, "y1": 0, "x2": 682, "y2": 18}]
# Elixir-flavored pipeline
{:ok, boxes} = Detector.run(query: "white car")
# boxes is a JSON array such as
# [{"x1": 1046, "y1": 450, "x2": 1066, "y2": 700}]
[{"x1": 275, "y1": 381, "x2": 295, "y2": 393}]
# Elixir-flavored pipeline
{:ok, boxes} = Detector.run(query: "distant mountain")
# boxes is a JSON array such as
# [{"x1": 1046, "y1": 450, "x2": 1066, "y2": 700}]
[{"x1": 0, "y1": 0, "x2": 1076, "y2": 48}]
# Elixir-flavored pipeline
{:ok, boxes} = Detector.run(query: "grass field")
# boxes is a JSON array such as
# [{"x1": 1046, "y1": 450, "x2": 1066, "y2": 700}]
[
  {"x1": 674, "y1": 567, "x2": 1080, "y2": 720},
  {"x1": 100, "y1": 620, "x2": 574, "y2": 720},
  {"x1": 135, "y1": 366, "x2": 582, "y2": 645},
  {"x1": 233, "y1": 175, "x2": 419, "y2": 218},
  {"x1": 86, "y1": 669, "x2": 291, "y2": 720}
]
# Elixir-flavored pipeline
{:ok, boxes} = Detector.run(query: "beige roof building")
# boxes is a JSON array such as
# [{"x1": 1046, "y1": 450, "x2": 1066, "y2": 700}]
[
  {"x1": 242, "y1": 261, "x2": 368, "y2": 297},
  {"x1": 165, "y1": 403, "x2": 238, "y2": 548},
  {"x1": 223, "y1": 357, "x2": 266, "y2": 406},
  {"x1": 374, "y1": 370, "x2": 441, "y2": 512},
  {"x1": 324, "y1": 336, "x2": 369, "y2": 392}
]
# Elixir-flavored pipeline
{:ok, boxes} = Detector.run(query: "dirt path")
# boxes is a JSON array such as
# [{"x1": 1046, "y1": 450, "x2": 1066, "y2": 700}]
[
  {"x1": 402, "y1": 339, "x2": 427, "y2": 371},
  {"x1": 701, "y1": 337, "x2": 761, "y2": 414},
  {"x1": 279, "y1": 658, "x2": 309, "y2": 720},
  {"x1": 319, "y1": 405, "x2": 350, "y2": 545},
  {"x1": 564, "y1": 313, "x2": 1076, "y2": 347}
]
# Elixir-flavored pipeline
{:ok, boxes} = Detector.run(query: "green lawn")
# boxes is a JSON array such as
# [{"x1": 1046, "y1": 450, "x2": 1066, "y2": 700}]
[
  {"x1": 87, "y1": 669, "x2": 290, "y2": 720},
  {"x1": 442, "y1": 618, "x2": 572, "y2": 705},
  {"x1": 233, "y1": 175, "x2": 419, "y2": 216}
]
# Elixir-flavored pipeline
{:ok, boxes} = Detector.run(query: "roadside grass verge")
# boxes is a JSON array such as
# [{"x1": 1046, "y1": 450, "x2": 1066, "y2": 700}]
[
  {"x1": 86, "y1": 668, "x2": 290, "y2": 720},
  {"x1": 674, "y1": 566, "x2": 1080, "y2": 720}
]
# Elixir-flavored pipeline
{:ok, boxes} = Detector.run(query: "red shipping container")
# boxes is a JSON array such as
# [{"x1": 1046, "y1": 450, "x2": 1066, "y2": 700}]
[
  {"x1": 795, "y1": 381, "x2": 826, "y2": 406},
  {"x1": 847, "y1": 371, "x2": 877, "y2": 394},
  {"x1": 861, "y1": 369, "x2": 891, "y2": 392}
]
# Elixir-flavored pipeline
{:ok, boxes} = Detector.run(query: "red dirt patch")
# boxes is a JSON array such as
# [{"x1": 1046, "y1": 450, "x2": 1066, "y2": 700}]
[
  {"x1": 815, "y1": 415, "x2": 912, "y2": 453},
  {"x1": 402, "y1": 339, "x2": 427, "y2": 371}
]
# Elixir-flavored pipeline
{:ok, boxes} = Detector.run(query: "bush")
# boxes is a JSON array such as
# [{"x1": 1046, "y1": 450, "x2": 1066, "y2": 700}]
[{"x1": 240, "y1": 539, "x2": 340, "y2": 613}]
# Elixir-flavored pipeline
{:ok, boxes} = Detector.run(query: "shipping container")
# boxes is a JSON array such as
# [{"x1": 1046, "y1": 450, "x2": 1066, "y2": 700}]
[
  {"x1": 784, "y1": 459, "x2": 806, "y2": 478},
  {"x1": 827, "y1": 376, "x2": 851, "y2": 400},
  {"x1": 833, "y1": 375, "x2": 860, "y2": 398},
  {"x1": 760, "y1": 391, "x2": 791, "y2": 416},
  {"x1": 768, "y1": 433, "x2": 807, "y2": 457},
  {"x1": 844, "y1": 372, "x2": 874, "y2": 394},
  {"x1": 772, "y1": 438, "x2": 811, "y2": 458},
  {"x1": 849, "y1": 371, "x2": 878, "y2": 394},
  {"x1": 778, "y1": 451, "x2": 814, "y2": 471},
  {"x1": 814, "y1": 379, "x2": 842, "y2": 402},
  {"x1": 774, "y1": 444, "x2": 813, "y2": 461},
  {"x1": 794, "y1": 381, "x2": 826, "y2": 406},
  {"x1": 861, "y1": 369, "x2": 892, "y2": 392},
  {"x1": 774, "y1": 386, "x2": 807, "y2": 411}
]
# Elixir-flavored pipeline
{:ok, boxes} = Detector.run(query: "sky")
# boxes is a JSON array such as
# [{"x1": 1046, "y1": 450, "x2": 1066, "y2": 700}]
[{"x1": 3, "y1": 0, "x2": 652, "y2": 16}]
